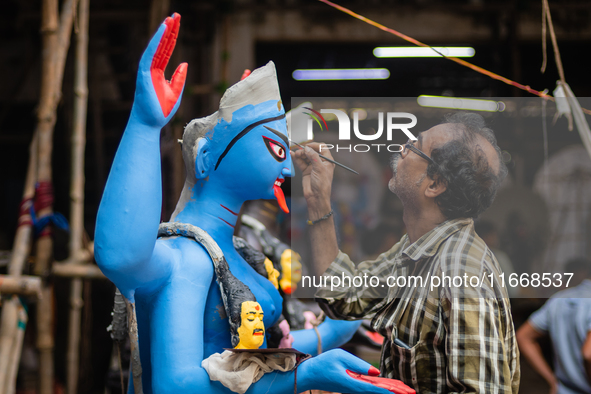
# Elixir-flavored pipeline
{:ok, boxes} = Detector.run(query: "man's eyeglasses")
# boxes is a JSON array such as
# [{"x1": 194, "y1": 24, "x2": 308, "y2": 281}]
[{"x1": 403, "y1": 139, "x2": 437, "y2": 166}]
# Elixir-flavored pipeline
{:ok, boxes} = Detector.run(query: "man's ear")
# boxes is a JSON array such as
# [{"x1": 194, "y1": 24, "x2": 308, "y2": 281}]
[
  {"x1": 195, "y1": 138, "x2": 212, "y2": 179},
  {"x1": 424, "y1": 175, "x2": 447, "y2": 198}
]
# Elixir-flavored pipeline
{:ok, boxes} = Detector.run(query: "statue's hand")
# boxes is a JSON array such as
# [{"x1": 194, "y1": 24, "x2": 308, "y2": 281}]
[
  {"x1": 132, "y1": 13, "x2": 187, "y2": 128},
  {"x1": 346, "y1": 370, "x2": 416, "y2": 394},
  {"x1": 302, "y1": 349, "x2": 415, "y2": 394}
]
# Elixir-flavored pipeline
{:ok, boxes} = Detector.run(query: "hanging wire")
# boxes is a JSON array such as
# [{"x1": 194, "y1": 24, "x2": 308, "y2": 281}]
[
  {"x1": 541, "y1": 89, "x2": 549, "y2": 197},
  {"x1": 541, "y1": 1, "x2": 547, "y2": 73}
]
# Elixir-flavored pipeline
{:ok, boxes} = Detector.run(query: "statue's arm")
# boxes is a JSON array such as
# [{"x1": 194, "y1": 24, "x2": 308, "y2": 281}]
[
  {"x1": 94, "y1": 14, "x2": 187, "y2": 298},
  {"x1": 156, "y1": 345, "x2": 408, "y2": 394},
  {"x1": 291, "y1": 318, "x2": 361, "y2": 356}
]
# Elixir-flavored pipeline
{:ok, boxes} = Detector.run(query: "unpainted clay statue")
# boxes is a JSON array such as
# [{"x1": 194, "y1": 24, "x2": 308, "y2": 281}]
[{"x1": 95, "y1": 13, "x2": 413, "y2": 394}]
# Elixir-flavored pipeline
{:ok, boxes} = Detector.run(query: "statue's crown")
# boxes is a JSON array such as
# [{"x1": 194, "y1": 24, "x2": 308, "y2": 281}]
[{"x1": 219, "y1": 61, "x2": 282, "y2": 122}]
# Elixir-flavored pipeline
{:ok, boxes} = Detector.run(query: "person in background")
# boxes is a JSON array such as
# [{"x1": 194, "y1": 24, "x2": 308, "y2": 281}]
[{"x1": 517, "y1": 257, "x2": 591, "y2": 394}]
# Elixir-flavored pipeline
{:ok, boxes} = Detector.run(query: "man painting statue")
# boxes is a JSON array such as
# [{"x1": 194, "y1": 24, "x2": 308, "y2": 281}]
[
  {"x1": 95, "y1": 13, "x2": 413, "y2": 394},
  {"x1": 294, "y1": 112, "x2": 521, "y2": 393}
]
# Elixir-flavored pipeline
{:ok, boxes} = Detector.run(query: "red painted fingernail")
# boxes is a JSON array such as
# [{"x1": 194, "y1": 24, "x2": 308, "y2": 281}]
[{"x1": 368, "y1": 366, "x2": 380, "y2": 376}]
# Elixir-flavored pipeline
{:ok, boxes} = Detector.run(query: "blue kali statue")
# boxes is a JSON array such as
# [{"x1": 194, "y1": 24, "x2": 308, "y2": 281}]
[{"x1": 95, "y1": 13, "x2": 409, "y2": 394}]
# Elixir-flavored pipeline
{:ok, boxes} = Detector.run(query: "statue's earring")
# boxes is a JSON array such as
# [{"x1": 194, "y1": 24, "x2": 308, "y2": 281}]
[{"x1": 195, "y1": 138, "x2": 212, "y2": 179}]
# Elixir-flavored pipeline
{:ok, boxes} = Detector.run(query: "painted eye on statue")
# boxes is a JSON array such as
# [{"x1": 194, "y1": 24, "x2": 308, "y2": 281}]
[{"x1": 263, "y1": 136, "x2": 286, "y2": 162}]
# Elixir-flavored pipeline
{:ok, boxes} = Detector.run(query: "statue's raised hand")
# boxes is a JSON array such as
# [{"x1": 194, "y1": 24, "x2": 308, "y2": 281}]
[{"x1": 132, "y1": 13, "x2": 187, "y2": 128}]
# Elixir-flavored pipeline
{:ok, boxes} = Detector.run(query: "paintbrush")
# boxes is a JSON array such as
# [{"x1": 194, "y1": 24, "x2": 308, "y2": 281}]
[
  {"x1": 263, "y1": 125, "x2": 359, "y2": 174},
  {"x1": 287, "y1": 138, "x2": 359, "y2": 175}
]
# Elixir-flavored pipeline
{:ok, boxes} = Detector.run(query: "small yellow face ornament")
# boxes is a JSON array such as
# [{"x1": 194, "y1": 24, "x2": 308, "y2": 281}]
[
  {"x1": 279, "y1": 249, "x2": 302, "y2": 294},
  {"x1": 235, "y1": 301, "x2": 265, "y2": 349}
]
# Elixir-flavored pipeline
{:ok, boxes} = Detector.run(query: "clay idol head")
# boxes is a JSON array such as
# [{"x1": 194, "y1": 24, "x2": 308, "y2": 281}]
[
  {"x1": 235, "y1": 300, "x2": 265, "y2": 349},
  {"x1": 216, "y1": 259, "x2": 264, "y2": 348},
  {"x1": 176, "y1": 62, "x2": 291, "y2": 216},
  {"x1": 279, "y1": 249, "x2": 302, "y2": 295}
]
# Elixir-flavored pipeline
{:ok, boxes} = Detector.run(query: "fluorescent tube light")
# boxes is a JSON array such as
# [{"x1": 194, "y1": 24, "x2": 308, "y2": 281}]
[
  {"x1": 373, "y1": 47, "x2": 475, "y2": 58},
  {"x1": 292, "y1": 68, "x2": 390, "y2": 81},
  {"x1": 417, "y1": 95, "x2": 505, "y2": 112}
]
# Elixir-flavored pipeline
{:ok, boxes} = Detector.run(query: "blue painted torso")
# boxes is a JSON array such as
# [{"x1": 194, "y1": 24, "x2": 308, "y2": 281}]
[{"x1": 133, "y1": 235, "x2": 283, "y2": 393}]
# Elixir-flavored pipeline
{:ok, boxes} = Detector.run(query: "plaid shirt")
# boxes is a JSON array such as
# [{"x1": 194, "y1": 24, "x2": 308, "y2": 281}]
[{"x1": 315, "y1": 218, "x2": 520, "y2": 394}]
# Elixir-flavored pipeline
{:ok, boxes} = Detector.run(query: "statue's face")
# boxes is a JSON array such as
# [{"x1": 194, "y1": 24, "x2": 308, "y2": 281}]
[
  {"x1": 235, "y1": 301, "x2": 265, "y2": 349},
  {"x1": 279, "y1": 249, "x2": 302, "y2": 294},
  {"x1": 206, "y1": 100, "x2": 292, "y2": 213}
]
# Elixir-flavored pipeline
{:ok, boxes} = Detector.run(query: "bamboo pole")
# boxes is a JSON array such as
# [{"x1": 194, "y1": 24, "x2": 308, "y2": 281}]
[
  {"x1": 0, "y1": 296, "x2": 19, "y2": 390},
  {"x1": 0, "y1": 275, "x2": 43, "y2": 297},
  {"x1": 35, "y1": 1, "x2": 79, "y2": 393},
  {"x1": 6, "y1": 133, "x2": 38, "y2": 278},
  {"x1": 53, "y1": 263, "x2": 106, "y2": 279},
  {"x1": 69, "y1": 0, "x2": 89, "y2": 264},
  {"x1": 33, "y1": 0, "x2": 59, "y2": 390},
  {"x1": 5, "y1": 301, "x2": 28, "y2": 394},
  {"x1": 66, "y1": 0, "x2": 89, "y2": 392},
  {"x1": 0, "y1": 132, "x2": 38, "y2": 390}
]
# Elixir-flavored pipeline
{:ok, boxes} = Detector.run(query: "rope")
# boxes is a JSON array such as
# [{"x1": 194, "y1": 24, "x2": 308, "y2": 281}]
[
  {"x1": 311, "y1": 311, "x2": 325, "y2": 356},
  {"x1": 33, "y1": 181, "x2": 53, "y2": 213},
  {"x1": 29, "y1": 182, "x2": 69, "y2": 236},
  {"x1": 317, "y1": 0, "x2": 591, "y2": 115},
  {"x1": 541, "y1": 2, "x2": 547, "y2": 73}
]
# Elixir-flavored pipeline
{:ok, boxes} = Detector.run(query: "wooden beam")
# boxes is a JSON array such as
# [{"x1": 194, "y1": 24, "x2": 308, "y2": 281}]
[
  {"x1": 0, "y1": 275, "x2": 42, "y2": 298},
  {"x1": 53, "y1": 263, "x2": 106, "y2": 280}
]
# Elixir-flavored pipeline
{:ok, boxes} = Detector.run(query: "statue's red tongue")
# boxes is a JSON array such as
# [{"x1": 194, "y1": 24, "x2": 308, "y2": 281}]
[{"x1": 274, "y1": 184, "x2": 289, "y2": 213}]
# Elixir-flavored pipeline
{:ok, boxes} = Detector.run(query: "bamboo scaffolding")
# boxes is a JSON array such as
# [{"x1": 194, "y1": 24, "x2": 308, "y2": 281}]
[
  {"x1": 0, "y1": 275, "x2": 43, "y2": 297},
  {"x1": 34, "y1": 0, "x2": 79, "y2": 393},
  {"x1": 66, "y1": 0, "x2": 90, "y2": 392},
  {"x1": 0, "y1": 0, "x2": 79, "y2": 390}
]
